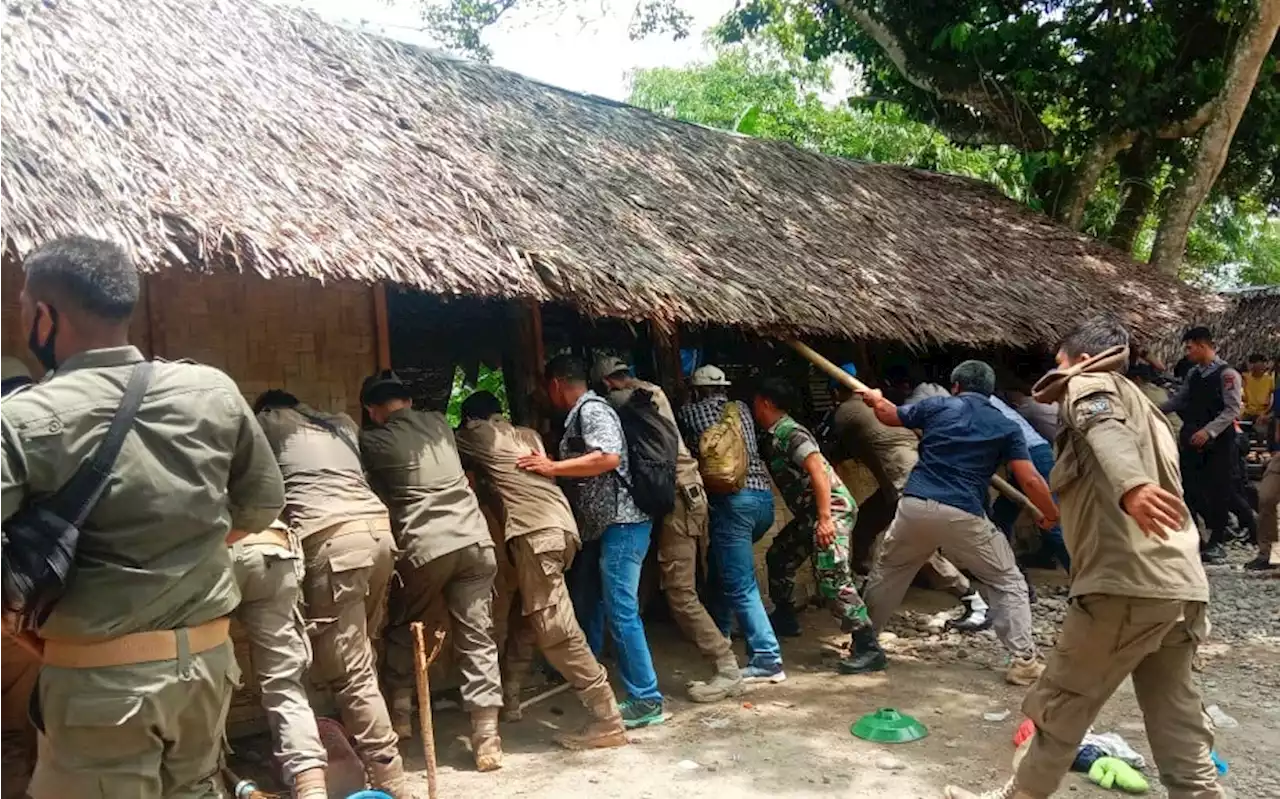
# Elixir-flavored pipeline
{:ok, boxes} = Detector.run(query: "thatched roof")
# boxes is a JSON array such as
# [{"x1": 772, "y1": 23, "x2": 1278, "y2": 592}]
[
  {"x1": 1197, "y1": 286, "x2": 1280, "y2": 364},
  {"x1": 1, "y1": 0, "x2": 1214, "y2": 348}
]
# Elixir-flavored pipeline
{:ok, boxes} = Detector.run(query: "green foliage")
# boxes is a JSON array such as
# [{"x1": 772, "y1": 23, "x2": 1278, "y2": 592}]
[
  {"x1": 446, "y1": 364, "x2": 508, "y2": 427},
  {"x1": 413, "y1": 0, "x2": 691, "y2": 62},
  {"x1": 629, "y1": 48, "x2": 1041, "y2": 202}
]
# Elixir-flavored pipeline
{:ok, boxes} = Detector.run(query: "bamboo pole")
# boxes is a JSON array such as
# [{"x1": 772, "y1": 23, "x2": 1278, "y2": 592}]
[
  {"x1": 787, "y1": 339, "x2": 1044, "y2": 521},
  {"x1": 412, "y1": 623, "x2": 447, "y2": 799}
]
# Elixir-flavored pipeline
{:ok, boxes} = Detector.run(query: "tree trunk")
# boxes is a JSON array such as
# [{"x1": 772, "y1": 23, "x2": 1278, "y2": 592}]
[
  {"x1": 1057, "y1": 131, "x2": 1137, "y2": 228},
  {"x1": 1149, "y1": 0, "x2": 1280, "y2": 275},
  {"x1": 1106, "y1": 138, "x2": 1158, "y2": 254}
]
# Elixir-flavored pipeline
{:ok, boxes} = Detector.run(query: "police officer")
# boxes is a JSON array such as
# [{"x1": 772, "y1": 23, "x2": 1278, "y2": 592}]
[
  {"x1": 592, "y1": 356, "x2": 744, "y2": 703},
  {"x1": 359, "y1": 373, "x2": 504, "y2": 772},
  {"x1": 1, "y1": 357, "x2": 38, "y2": 799},
  {"x1": 1161, "y1": 327, "x2": 1244, "y2": 564},
  {"x1": 230, "y1": 518, "x2": 328, "y2": 799},
  {"x1": 2, "y1": 236, "x2": 285, "y2": 797},
  {"x1": 455, "y1": 390, "x2": 628, "y2": 749},
  {"x1": 946, "y1": 316, "x2": 1222, "y2": 799},
  {"x1": 254, "y1": 391, "x2": 406, "y2": 796}
]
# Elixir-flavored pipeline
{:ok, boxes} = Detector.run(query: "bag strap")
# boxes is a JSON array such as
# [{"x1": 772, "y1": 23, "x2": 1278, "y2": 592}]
[
  {"x1": 299, "y1": 410, "x2": 362, "y2": 462},
  {"x1": 54, "y1": 361, "x2": 154, "y2": 526}
]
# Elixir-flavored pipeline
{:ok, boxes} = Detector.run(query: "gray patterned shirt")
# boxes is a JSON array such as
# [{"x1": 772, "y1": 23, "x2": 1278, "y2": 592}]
[{"x1": 561, "y1": 390, "x2": 648, "y2": 526}]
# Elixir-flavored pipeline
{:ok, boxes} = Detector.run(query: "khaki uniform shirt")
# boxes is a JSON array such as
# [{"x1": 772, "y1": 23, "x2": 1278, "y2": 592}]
[
  {"x1": 608, "y1": 380, "x2": 702, "y2": 488},
  {"x1": 1052, "y1": 372, "x2": 1209, "y2": 602},
  {"x1": 257, "y1": 405, "x2": 388, "y2": 538},
  {"x1": 1, "y1": 346, "x2": 284, "y2": 638},
  {"x1": 831, "y1": 397, "x2": 919, "y2": 494},
  {"x1": 455, "y1": 415, "x2": 577, "y2": 541},
  {"x1": 360, "y1": 407, "x2": 490, "y2": 568}
]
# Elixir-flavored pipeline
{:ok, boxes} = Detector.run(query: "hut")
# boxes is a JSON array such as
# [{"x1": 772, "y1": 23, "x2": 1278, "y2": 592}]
[{"x1": 1, "y1": 0, "x2": 1218, "y2": 735}]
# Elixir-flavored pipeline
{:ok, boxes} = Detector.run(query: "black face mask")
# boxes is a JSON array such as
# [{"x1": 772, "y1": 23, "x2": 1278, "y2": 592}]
[{"x1": 27, "y1": 305, "x2": 59, "y2": 372}]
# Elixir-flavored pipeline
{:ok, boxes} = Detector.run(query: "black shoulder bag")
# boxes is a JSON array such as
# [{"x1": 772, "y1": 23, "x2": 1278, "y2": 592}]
[{"x1": 1, "y1": 361, "x2": 154, "y2": 632}]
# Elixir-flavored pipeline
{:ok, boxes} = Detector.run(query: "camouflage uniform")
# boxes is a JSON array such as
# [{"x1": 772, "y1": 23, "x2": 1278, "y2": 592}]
[{"x1": 763, "y1": 415, "x2": 870, "y2": 632}]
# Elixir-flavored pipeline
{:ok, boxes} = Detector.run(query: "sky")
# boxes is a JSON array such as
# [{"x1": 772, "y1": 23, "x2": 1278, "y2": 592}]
[{"x1": 295, "y1": 0, "x2": 737, "y2": 101}]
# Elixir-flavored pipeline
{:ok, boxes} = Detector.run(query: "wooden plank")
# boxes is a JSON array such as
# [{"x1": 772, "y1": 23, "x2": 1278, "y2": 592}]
[{"x1": 373, "y1": 283, "x2": 391, "y2": 370}]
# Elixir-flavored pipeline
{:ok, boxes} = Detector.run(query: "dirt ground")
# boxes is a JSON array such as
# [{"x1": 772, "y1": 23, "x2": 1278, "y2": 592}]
[{"x1": 231, "y1": 565, "x2": 1280, "y2": 799}]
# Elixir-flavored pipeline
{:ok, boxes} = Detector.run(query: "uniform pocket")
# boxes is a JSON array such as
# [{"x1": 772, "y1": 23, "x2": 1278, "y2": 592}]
[
  {"x1": 65, "y1": 695, "x2": 145, "y2": 728},
  {"x1": 325, "y1": 544, "x2": 373, "y2": 607},
  {"x1": 1043, "y1": 595, "x2": 1122, "y2": 698}
]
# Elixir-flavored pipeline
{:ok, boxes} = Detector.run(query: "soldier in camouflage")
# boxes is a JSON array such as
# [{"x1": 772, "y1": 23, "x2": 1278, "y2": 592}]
[{"x1": 752, "y1": 378, "x2": 887, "y2": 674}]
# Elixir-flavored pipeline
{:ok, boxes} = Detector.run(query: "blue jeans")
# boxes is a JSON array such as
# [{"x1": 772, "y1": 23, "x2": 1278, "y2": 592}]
[
  {"x1": 569, "y1": 521, "x2": 662, "y2": 702},
  {"x1": 707, "y1": 489, "x2": 782, "y2": 671},
  {"x1": 993, "y1": 443, "x2": 1071, "y2": 571}
]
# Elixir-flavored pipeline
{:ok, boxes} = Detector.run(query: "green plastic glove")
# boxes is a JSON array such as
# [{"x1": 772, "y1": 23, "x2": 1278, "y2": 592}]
[{"x1": 1088, "y1": 757, "x2": 1150, "y2": 794}]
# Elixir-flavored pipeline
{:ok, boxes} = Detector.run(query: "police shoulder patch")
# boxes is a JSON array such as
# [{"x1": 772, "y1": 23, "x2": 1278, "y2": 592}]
[{"x1": 1072, "y1": 392, "x2": 1120, "y2": 429}]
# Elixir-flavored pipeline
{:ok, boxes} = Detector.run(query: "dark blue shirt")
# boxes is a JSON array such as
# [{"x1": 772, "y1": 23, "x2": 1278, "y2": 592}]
[{"x1": 898, "y1": 393, "x2": 1030, "y2": 518}]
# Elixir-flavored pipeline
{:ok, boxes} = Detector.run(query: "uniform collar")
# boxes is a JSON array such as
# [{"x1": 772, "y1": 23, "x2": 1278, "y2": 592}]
[{"x1": 54, "y1": 345, "x2": 145, "y2": 374}]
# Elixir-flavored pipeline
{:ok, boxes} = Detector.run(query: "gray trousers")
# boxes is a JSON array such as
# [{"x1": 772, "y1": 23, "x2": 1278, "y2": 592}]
[
  {"x1": 864, "y1": 497, "x2": 1036, "y2": 658},
  {"x1": 232, "y1": 537, "x2": 327, "y2": 781}
]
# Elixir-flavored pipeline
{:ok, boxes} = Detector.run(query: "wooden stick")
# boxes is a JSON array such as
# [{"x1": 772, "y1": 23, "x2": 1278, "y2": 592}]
[
  {"x1": 412, "y1": 623, "x2": 447, "y2": 799},
  {"x1": 786, "y1": 339, "x2": 1045, "y2": 521},
  {"x1": 519, "y1": 681, "x2": 573, "y2": 711}
]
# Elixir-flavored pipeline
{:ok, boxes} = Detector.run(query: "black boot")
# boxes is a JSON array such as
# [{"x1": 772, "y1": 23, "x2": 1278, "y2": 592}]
[
  {"x1": 838, "y1": 627, "x2": 887, "y2": 674},
  {"x1": 769, "y1": 603, "x2": 802, "y2": 638}
]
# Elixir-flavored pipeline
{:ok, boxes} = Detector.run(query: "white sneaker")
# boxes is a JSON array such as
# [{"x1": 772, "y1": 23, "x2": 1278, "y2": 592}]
[{"x1": 741, "y1": 665, "x2": 787, "y2": 684}]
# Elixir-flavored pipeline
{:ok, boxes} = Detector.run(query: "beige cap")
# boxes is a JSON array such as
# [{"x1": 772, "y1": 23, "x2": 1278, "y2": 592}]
[
  {"x1": 691, "y1": 365, "x2": 731, "y2": 387},
  {"x1": 590, "y1": 355, "x2": 631, "y2": 385},
  {"x1": 1, "y1": 356, "x2": 32, "y2": 382}
]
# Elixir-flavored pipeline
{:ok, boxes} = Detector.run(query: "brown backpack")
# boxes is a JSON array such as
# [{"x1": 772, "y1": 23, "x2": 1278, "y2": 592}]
[{"x1": 698, "y1": 401, "x2": 749, "y2": 494}]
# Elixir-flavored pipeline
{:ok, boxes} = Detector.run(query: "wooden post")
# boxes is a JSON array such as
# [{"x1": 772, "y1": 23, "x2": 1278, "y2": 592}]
[
  {"x1": 787, "y1": 339, "x2": 1043, "y2": 520},
  {"x1": 412, "y1": 623, "x2": 446, "y2": 799},
  {"x1": 650, "y1": 320, "x2": 684, "y2": 405},
  {"x1": 373, "y1": 284, "x2": 392, "y2": 370}
]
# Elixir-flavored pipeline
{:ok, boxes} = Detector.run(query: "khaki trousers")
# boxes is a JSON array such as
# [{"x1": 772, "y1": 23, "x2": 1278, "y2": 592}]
[
  {"x1": 658, "y1": 488, "x2": 733, "y2": 664},
  {"x1": 31, "y1": 638, "x2": 237, "y2": 798},
  {"x1": 504, "y1": 529, "x2": 616, "y2": 711},
  {"x1": 1, "y1": 635, "x2": 39, "y2": 799},
  {"x1": 1017, "y1": 596, "x2": 1223, "y2": 799},
  {"x1": 865, "y1": 497, "x2": 1034, "y2": 657},
  {"x1": 1258, "y1": 456, "x2": 1280, "y2": 560},
  {"x1": 232, "y1": 538, "x2": 327, "y2": 781},
  {"x1": 853, "y1": 488, "x2": 971, "y2": 594},
  {"x1": 385, "y1": 542, "x2": 503, "y2": 710},
  {"x1": 301, "y1": 517, "x2": 400, "y2": 771}
]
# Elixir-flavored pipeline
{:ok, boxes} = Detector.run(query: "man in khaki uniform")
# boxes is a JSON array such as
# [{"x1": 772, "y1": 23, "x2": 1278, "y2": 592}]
[
  {"x1": 359, "y1": 374, "x2": 504, "y2": 772},
  {"x1": 230, "y1": 518, "x2": 328, "y2": 798},
  {"x1": 947, "y1": 316, "x2": 1223, "y2": 799},
  {"x1": 456, "y1": 391, "x2": 628, "y2": 749},
  {"x1": 594, "y1": 356, "x2": 744, "y2": 702},
  {"x1": 824, "y1": 369, "x2": 987, "y2": 629},
  {"x1": 254, "y1": 391, "x2": 406, "y2": 796},
  {"x1": 2, "y1": 236, "x2": 284, "y2": 798},
  {"x1": 1, "y1": 359, "x2": 38, "y2": 799}
]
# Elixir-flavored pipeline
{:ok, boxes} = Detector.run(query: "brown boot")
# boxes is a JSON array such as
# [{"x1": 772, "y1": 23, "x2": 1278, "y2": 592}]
[
  {"x1": 471, "y1": 707, "x2": 504, "y2": 772},
  {"x1": 686, "y1": 654, "x2": 744, "y2": 703},
  {"x1": 554, "y1": 686, "x2": 628, "y2": 751},
  {"x1": 367, "y1": 756, "x2": 410, "y2": 799},
  {"x1": 292, "y1": 767, "x2": 329, "y2": 799},
  {"x1": 390, "y1": 688, "x2": 414, "y2": 741},
  {"x1": 1005, "y1": 655, "x2": 1045, "y2": 686}
]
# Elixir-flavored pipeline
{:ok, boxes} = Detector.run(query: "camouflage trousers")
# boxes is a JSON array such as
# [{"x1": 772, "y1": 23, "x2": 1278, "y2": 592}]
[{"x1": 765, "y1": 511, "x2": 871, "y2": 632}]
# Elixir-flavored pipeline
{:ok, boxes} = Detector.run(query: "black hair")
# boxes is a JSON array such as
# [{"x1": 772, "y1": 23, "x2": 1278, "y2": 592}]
[
  {"x1": 361, "y1": 373, "x2": 412, "y2": 407},
  {"x1": 1181, "y1": 326, "x2": 1214, "y2": 345},
  {"x1": 1249, "y1": 352, "x2": 1267, "y2": 363},
  {"x1": 545, "y1": 354, "x2": 587, "y2": 383},
  {"x1": 253, "y1": 389, "x2": 300, "y2": 414},
  {"x1": 23, "y1": 236, "x2": 140, "y2": 321},
  {"x1": 1129, "y1": 362, "x2": 1157, "y2": 383},
  {"x1": 1058, "y1": 315, "x2": 1131, "y2": 359},
  {"x1": 461, "y1": 390, "x2": 503, "y2": 422},
  {"x1": 754, "y1": 377, "x2": 799, "y2": 413}
]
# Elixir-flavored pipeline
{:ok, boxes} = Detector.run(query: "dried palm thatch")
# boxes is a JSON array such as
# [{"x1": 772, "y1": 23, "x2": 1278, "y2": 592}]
[
  {"x1": 1, "y1": 0, "x2": 1214, "y2": 347},
  {"x1": 1190, "y1": 286, "x2": 1280, "y2": 365}
]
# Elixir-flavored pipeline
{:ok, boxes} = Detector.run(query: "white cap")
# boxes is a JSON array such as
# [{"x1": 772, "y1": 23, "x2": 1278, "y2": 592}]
[{"x1": 690, "y1": 364, "x2": 731, "y2": 387}]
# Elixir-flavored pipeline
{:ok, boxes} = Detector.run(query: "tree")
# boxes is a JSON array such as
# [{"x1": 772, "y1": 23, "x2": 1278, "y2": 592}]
[
  {"x1": 1150, "y1": 0, "x2": 1280, "y2": 274},
  {"x1": 412, "y1": 0, "x2": 691, "y2": 62}
]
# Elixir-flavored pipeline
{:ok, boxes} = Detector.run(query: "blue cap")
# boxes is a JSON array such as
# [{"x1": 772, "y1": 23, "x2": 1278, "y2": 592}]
[{"x1": 829, "y1": 362, "x2": 857, "y2": 390}]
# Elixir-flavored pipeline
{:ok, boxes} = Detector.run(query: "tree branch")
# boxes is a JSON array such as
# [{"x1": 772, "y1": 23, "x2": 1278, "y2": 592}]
[
  {"x1": 1058, "y1": 130, "x2": 1138, "y2": 228},
  {"x1": 1155, "y1": 98, "x2": 1219, "y2": 139},
  {"x1": 835, "y1": 1, "x2": 1055, "y2": 150}
]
